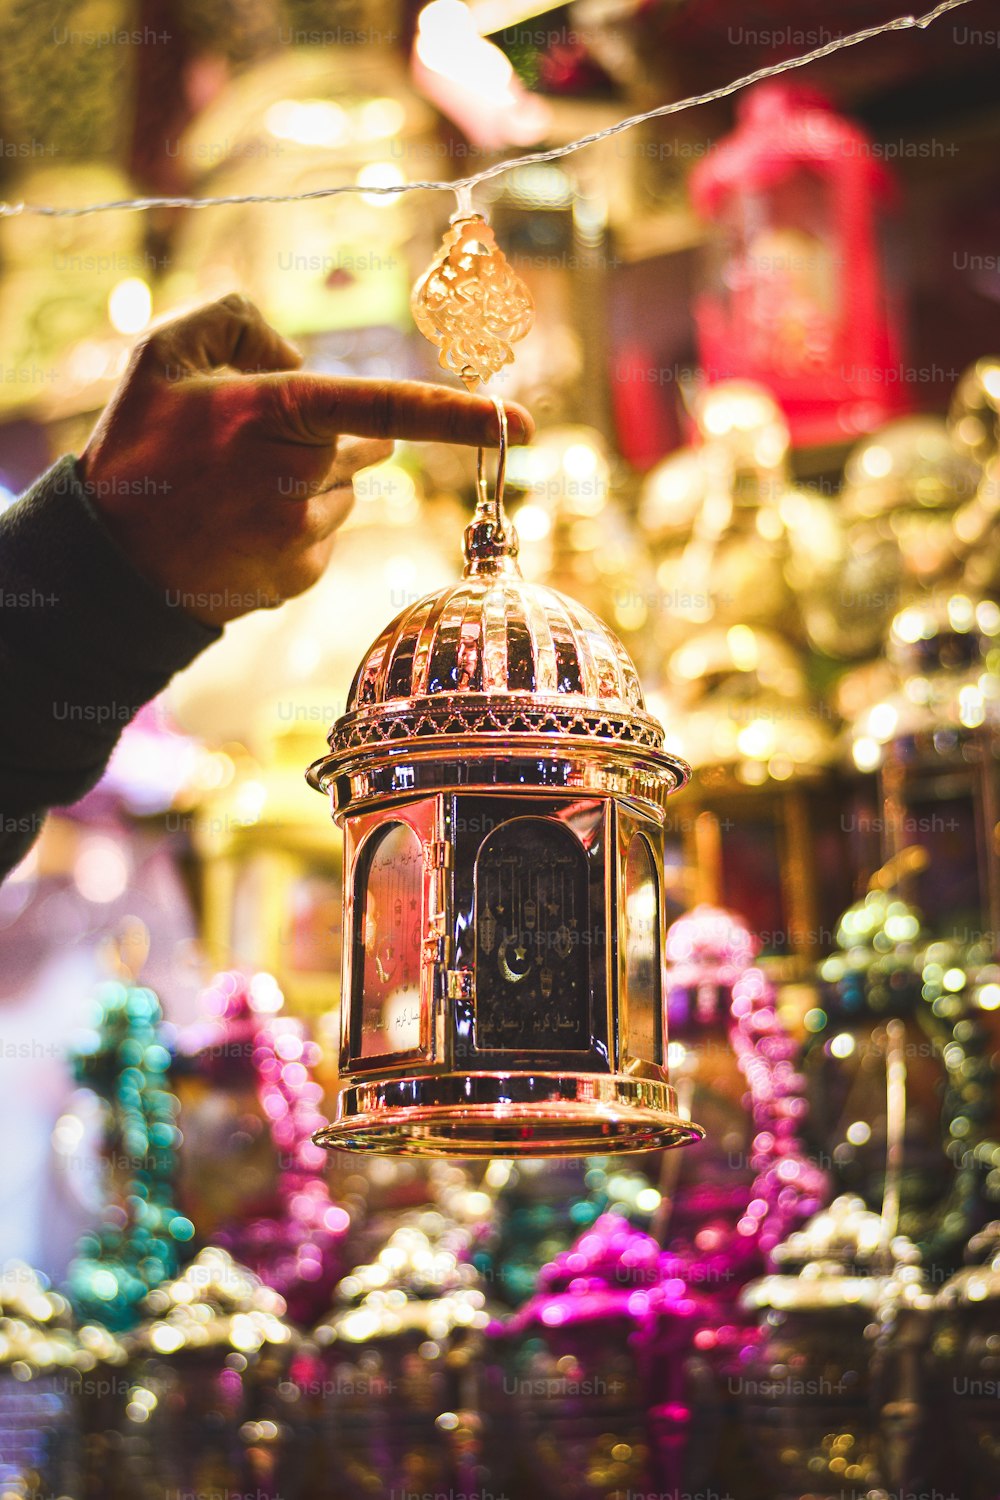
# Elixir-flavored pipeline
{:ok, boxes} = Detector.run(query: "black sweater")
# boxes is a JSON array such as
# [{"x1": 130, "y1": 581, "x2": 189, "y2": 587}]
[{"x1": 0, "y1": 456, "x2": 220, "y2": 877}]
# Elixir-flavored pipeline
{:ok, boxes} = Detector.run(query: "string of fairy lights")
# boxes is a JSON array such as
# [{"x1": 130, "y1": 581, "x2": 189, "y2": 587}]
[{"x1": 0, "y1": 0, "x2": 979, "y2": 224}]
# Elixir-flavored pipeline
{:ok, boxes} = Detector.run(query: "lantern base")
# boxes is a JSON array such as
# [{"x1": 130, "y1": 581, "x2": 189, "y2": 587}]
[{"x1": 313, "y1": 1072, "x2": 704, "y2": 1156}]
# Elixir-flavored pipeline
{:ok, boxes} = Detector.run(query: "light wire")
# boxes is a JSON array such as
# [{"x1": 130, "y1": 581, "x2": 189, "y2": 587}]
[{"x1": 0, "y1": 0, "x2": 977, "y2": 222}]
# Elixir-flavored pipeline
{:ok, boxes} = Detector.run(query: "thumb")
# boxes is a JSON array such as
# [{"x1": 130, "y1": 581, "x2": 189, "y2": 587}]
[{"x1": 134, "y1": 293, "x2": 302, "y2": 381}]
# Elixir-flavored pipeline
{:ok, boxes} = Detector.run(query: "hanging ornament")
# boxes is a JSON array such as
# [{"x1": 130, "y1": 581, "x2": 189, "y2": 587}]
[
  {"x1": 485, "y1": 1212, "x2": 718, "y2": 1500},
  {"x1": 812, "y1": 852, "x2": 1000, "y2": 1273},
  {"x1": 934, "y1": 1222, "x2": 1000, "y2": 1497},
  {"x1": 739, "y1": 1023, "x2": 933, "y2": 1500},
  {"x1": 410, "y1": 209, "x2": 534, "y2": 389},
  {"x1": 0, "y1": 1262, "x2": 124, "y2": 1499},
  {"x1": 307, "y1": 406, "x2": 700, "y2": 1153},
  {"x1": 121, "y1": 1248, "x2": 300, "y2": 1499},
  {"x1": 689, "y1": 84, "x2": 910, "y2": 446},
  {"x1": 179, "y1": 972, "x2": 350, "y2": 1325},
  {"x1": 948, "y1": 355, "x2": 1000, "y2": 470},
  {"x1": 303, "y1": 1211, "x2": 493, "y2": 1499},
  {"x1": 306, "y1": 205, "x2": 703, "y2": 1155},
  {"x1": 738, "y1": 1196, "x2": 930, "y2": 1500},
  {"x1": 65, "y1": 934, "x2": 193, "y2": 1332},
  {"x1": 661, "y1": 903, "x2": 827, "y2": 1295},
  {"x1": 472, "y1": 1154, "x2": 660, "y2": 1308},
  {"x1": 909, "y1": 936, "x2": 1000, "y2": 1268}
]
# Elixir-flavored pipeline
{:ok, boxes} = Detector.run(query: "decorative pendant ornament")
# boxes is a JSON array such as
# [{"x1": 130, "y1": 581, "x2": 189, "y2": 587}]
[
  {"x1": 180, "y1": 972, "x2": 350, "y2": 1324},
  {"x1": 661, "y1": 904, "x2": 827, "y2": 1292},
  {"x1": 123, "y1": 1248, "x2": 300, "y2": 1500},
  {"x1": 486, "y1": 1213, "x2": 713, "y2": 1500},
  {"x1": 738, "y1": 1196, "x2": 924, "y2": 1500},
  {"x1": 66, "y1": 933, "x2": 193, "y2": 1331},
  {"x1": 0, "y1": 1262, "x2": 123, "y2": 1499},
  {"x1": 811, "y1": 852, "x2": 1000, "y2": 1268},
  {"x1": 689, "y1": 84, "x2": 910, "y2": 446},
  {"x1": 307, "y1": 213, "x2": 702, "y2": 1155},
  {"x1": 816, "y1": 868, "x2": 1000, "y2": 1269},
  {"x1": 935, "y1": 1225, "x2": 1000, "y2": 1497},
  {"x1": 738, "y1": 1027, "x2": 932, "y2": 1500},
  {"x1": 303, "y1": 1213, "x2": 492, "y2": 1498},
  {"x1": 410, "y1": 210, "x2": 534, "y2": 389}
]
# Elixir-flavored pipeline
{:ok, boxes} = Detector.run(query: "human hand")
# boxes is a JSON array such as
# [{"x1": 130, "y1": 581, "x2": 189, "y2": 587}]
[{"x1": 78, "y1": 293, "x2": 533, "y2": 626}]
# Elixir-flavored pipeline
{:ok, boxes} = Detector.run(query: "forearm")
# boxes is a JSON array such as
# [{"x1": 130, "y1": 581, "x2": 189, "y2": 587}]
[{"x1": 0, "y1": 456, "x2": 219, "y2": 877}]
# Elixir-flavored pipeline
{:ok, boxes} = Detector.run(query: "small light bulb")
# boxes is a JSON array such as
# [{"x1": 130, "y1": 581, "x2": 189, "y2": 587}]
[{"x1": 108, "y1": 278, "x2": 152, "y2": 335}]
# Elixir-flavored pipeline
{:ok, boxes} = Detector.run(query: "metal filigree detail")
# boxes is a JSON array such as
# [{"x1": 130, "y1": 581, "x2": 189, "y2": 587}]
[
  {"x1": 411, "y1": 214, "x2": 535, "y2": 390},
  {"x1": 331, "y1": 699, "x2": 666, "y2": 754}
]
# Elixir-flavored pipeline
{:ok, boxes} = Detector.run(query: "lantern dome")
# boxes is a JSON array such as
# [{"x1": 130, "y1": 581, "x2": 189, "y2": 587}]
[
  {"x1": 337, "y1": 573, "x2": 663, "y2": 742},
  {"x1": 309, "y1": 490, "x2": 687, "y2": 820}
]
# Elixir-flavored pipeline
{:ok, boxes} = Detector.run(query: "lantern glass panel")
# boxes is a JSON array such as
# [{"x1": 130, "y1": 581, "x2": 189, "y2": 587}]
[
  {"x1": 623, "y1": 834, "x2": 662, "y2": 1066},
  {"x1": 352, "y1": 820, "x2": 424, "y2": 1061},
  {"x1": 474, "y1": 814, "x2": 592, "y2": 1051}
]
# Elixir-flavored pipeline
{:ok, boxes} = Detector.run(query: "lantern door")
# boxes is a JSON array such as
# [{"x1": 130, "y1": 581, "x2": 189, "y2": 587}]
[
  {"x1": 615, "y1": 809, "x2": 668, "y2": 1076},
  {"x1": 341, "y1": 798, "x2": 439, "y2": 1073},
  {"x1": 447, "y1": 794, "x2": 612, "y2": 1073}
]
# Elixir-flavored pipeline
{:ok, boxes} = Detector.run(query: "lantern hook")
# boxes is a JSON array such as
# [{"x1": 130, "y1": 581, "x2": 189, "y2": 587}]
[{"x1": 464, "y1": 395, "x2": 521, "y2": 578}]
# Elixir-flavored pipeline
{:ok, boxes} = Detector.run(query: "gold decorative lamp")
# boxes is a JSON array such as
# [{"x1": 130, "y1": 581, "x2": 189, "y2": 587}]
[{"x1": 307, "y1": 403, "x2": 701, "y2": 1154}]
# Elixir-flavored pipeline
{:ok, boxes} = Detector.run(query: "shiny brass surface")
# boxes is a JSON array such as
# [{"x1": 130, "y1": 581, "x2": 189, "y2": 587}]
[
  {"x1": 309, "y1": 738, "x2": 688, "y2": 822},
  {"x1": 315, "y1": 1072, "x2": 704, "y2": 1155},
  {"x1": 308, "y1": 393, "x2": 700, "y2": 1154}
]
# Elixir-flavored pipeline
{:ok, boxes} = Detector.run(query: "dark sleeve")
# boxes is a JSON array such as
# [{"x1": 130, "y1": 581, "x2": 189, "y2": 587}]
[{"x1": 0, "y1": 455, "x2": 221, "y2": 877}]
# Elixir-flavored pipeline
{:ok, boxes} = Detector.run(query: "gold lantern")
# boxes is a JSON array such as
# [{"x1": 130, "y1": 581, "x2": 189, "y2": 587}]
[{"x1": 307, "y1": 405, "x2": 703, "y2": 1156}]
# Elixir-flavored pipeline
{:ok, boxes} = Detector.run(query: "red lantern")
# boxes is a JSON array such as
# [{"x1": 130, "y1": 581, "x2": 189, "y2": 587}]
[{"x1": 691, "y1": 84, "x2": 910, "y2": 447}]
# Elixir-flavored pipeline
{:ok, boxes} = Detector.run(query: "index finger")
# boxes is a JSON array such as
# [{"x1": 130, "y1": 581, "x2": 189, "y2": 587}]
[{"x1": 272, "y1": 373, "x2": 534, "y2": 446}]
